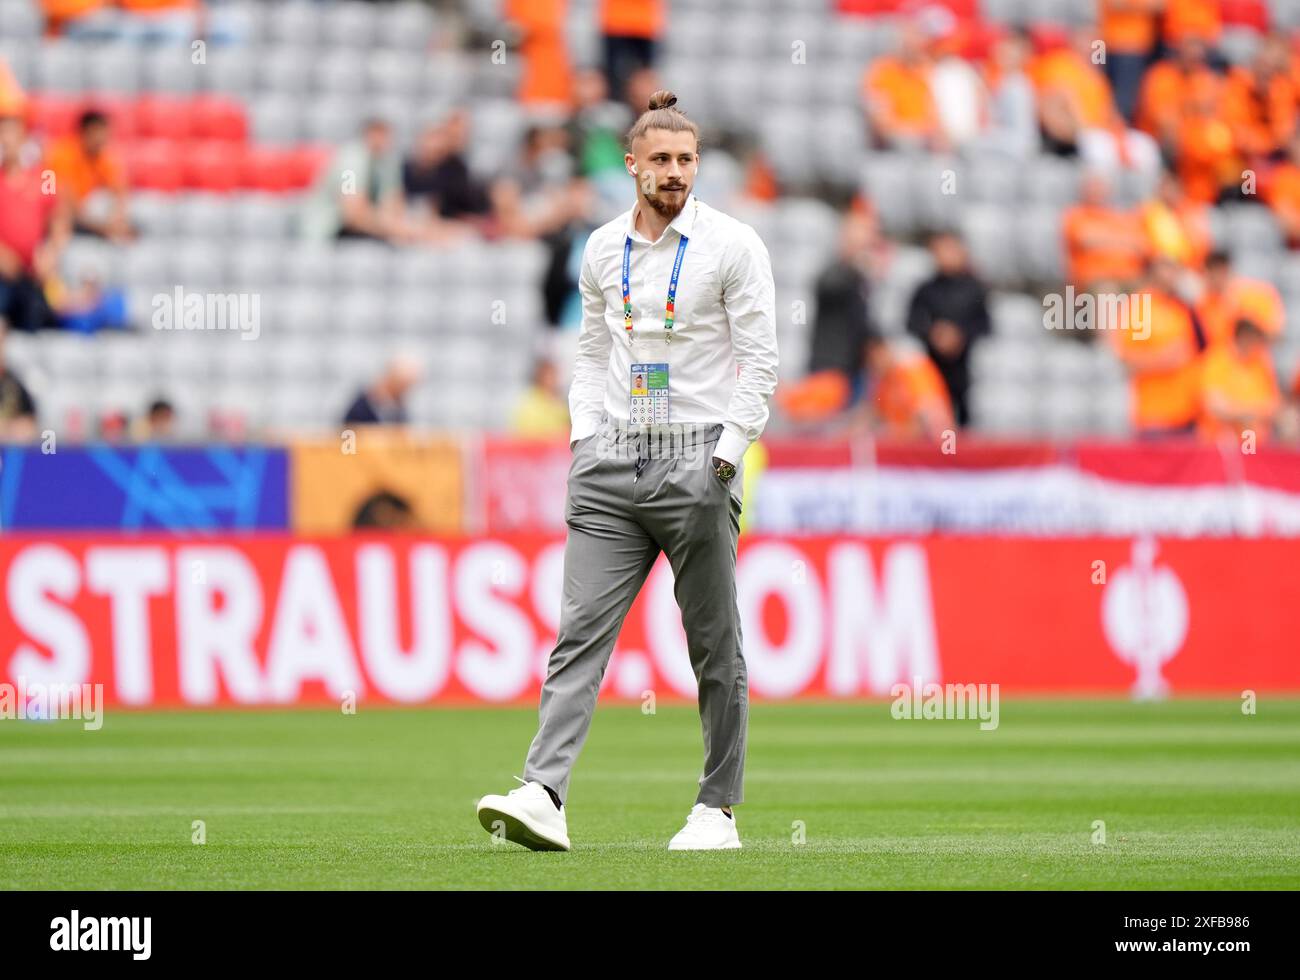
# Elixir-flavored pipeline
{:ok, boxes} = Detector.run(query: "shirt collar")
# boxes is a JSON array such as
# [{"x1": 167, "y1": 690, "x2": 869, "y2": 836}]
[{"x1": 626, "y1": 192, "x2": 699, "y2": 244}]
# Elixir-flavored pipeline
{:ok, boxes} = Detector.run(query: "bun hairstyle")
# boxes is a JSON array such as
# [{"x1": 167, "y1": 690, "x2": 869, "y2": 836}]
[{"x1": 626, "y1": 89, "x2": 701, "y2": 152}]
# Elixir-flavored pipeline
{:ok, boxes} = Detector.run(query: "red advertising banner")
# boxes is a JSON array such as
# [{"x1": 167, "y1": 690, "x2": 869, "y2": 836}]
[{"x1": 0, "y1": 534, "x2": 1295, "y2": 707}]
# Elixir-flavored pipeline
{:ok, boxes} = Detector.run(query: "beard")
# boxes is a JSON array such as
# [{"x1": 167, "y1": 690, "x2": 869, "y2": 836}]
[{"x1": 641, "y1": 182, "x2": 689, "y2": 219}]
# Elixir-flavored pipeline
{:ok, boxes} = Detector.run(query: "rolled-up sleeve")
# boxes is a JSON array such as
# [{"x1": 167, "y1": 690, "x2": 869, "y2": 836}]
[
  {"x1": 568, "y1": 239, "x2": 612, "y2": 447},
  {"x1": 714, "y1": 225, "x2": 779, "y2": 465}
]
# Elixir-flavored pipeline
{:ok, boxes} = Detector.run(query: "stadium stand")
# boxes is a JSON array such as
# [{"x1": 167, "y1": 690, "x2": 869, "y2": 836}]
[{"x1": 2, "y1": 0, "x2": 1300, "y2": 444}]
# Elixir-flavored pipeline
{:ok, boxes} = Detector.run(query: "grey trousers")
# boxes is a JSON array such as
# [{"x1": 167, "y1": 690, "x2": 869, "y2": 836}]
[{"x1": 523, "y1": 412, "x2": 748, "y2": 808}]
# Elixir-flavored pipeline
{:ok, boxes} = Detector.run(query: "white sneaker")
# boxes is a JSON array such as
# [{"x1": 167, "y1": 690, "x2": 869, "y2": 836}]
[
  {"x1": 476, "y1": 776, "x2": 570, "y2": 851},
  {"x1": 667, "y1": 803, "x2": 742, "y2": 850}
]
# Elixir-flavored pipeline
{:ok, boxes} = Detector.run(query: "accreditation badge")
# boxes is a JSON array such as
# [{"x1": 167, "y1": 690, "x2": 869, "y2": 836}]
[{"x1": 629, "y1": 361, "x2": 669, "y2": 424}]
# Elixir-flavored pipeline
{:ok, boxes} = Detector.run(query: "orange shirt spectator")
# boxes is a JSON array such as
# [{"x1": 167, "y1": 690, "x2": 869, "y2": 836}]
[
  {"x1": 1028, "y1": 44, "x2": 1115, "y2": 129},
  {"x1": 506, "y1": 0, "x2": 573, "y2": 105},
  {"x1": 864, "y1": 56, "x2": 938, "y2": 144},
  {"x1": 1230, "y1": 279, "x2": 1285, "y2": 336},
  {"x1": 1221, "y1": 64, "x2": 1296, "y2": 160},
  {"x1": 1135, "y1": 57, "x2": 1219, "y2": 145},
  {"x1": 1197, "y1": 326, "x2": 1280, "y2": 442},
  {"x1": 1162, "y1": 0, "x2": 1221, "y2": 46},
  {"x1": 1100, "y1": 0, "x2": 1162, "y2": 56},
  {"x1": 777, "y1": 370, "x2": 852, "y2": 422},
  {"x1": 1111, "y1": 286, "x2": 1204, "y2": 431},
  {"x1": 1175, "y1": 77, "x2": 1238, "y2": 203},
  {"x1": 868, "y1": 342, "x2": 955, "y2": 439},
  {"x1": 1196, "y1": 278, "x2": 1283, "y2": 347},
  {"x1": 1063, "y1": 203, "x2": 1148, "y2": 289},
  {"x1": 600, "y1": 0, "x2": 662, "y2": 39},
  {"x1": 45, "y1": 132, "x2": 126, "y2": 203}
]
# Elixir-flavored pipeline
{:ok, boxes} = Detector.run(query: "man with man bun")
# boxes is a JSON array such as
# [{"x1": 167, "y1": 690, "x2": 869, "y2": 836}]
[{"x1": 476, "y1": 90, "x2": 779, "y2": 852}]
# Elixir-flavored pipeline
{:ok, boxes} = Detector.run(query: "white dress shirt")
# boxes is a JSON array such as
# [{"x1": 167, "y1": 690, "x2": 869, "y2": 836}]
[{"x1": 568, "y1": 192, "x2": 779, "y2": 465}]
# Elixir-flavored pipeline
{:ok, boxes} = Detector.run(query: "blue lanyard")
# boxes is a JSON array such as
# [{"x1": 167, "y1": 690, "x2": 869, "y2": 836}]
[{"x1": 622, "y1": 231, "x2": 690, "y2": 336}]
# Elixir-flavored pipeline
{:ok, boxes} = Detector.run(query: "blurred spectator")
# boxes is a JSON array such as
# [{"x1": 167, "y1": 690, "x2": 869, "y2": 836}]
[
  {"x1": 45, "y1": 109, "x2": 133, "y2": 243},
  {"x1": 0, "y1": 323, "x2": 37, "y2": 441},
  {"x1": 1109, "y1": 256, "x2": 1206, "y2": 435},
  {"x1": 1162, "y1": 0, "x2": 1221, "y2": 51},
  {"x1": 1098, "y1": 0, "x2": 1162, "y2": 123},
  {"x1": 50, "y1": 265, "x2": 129, "y2": 334},
  {"x1": 99, "y1": 408, "x2": 129, "y2": 442},
  {"x1": 402, "y1": 110, "x2": 491, "y2": 242},
  {"x1": 134, "y1": 397, "x2": 176, "y2": 441},
  {"x1": 905, "y1": 230, "x2": 989, "y2": 427},
  {"x1": 1135, "y1": 32, "x2": 1218, "y2": 156},
  {"x1": 491, "y1": 123, "x2": 577, "y2": 238},
  {"x1": 540, "y1": 178, "x2": 599, "y2": 327},
  {"x1": 976, "y1": 27, "x2": 1040, "y2": 159},
  {"x1": 738, "y1": 143, "x2": 780, "y2": 203},
  {"x1": 565, "y1": 67, "x2": 633, "y2": 180},
  {"x1": 1221, "y1": 35, "x2": 1296, "y2": 167},
  {"x1": 1197, "y1": 317, "x2": 1280, "y2": 444},
  {"x1": 863, "y1": 20, "x2": 946, "y2": 152},
  {"x1": 510, "y1": 357, "x2": 570, "y2": 437},
  {"x1": 302, "y1": 118, "x2": 412, "y2": 244},
  {"x1": 1263, "y1": 130, "x2": 1300, "y2": 246},
  {"x1": 1029, "y1": 26, "x2": 1160, "y2": 176},
  {"x1": 854, "y1": 332, "x2": 955, "y2": 441},
  {"x1": 623, "y1": 65, "x2": 662, "y2": 121},
  {"x1": 342, "y1": 355, "x2": 423, "y2": 426},
  {"x1": 600, "y1": 0, "x2": 662, "y2": 104},
  {"x1": 1141, "y1": 168, "x2": 1211, "y2": 269},
  {"x1": 506, "y1": 0, "x2": 573, "y2": 108},
  {"x1": 777, "y1": 209, "x2": 880, "y2": 423},
  {"x1": 0, "y1": 114, "x2": 71, "y2": 332},
  {"x1": 352, "y1": 490, "x2": 417, "y2": 531},
  {"x1": 1063, "y1": 170, "x2": 1148, "y2": 292},
  {"x1": 1174, "y1": 71, "x2": 1238, "y2": 203},
  {"x1": 812, "y1": 208, "x2": 879, "y2": 379},
  {"x1": 1193, "y1": 252, "x2": 1283, "y2": 347}
]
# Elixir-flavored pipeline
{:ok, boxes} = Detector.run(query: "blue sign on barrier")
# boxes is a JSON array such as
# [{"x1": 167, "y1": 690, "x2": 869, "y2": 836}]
[{"x1": 0, "y1": 445, "x2": 289, "y2": 532}]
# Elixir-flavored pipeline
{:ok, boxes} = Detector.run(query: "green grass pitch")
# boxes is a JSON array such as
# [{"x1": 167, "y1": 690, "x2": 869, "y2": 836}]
[{"x1": 2, "y1": 699, "x2": 1298, "y2": 889}]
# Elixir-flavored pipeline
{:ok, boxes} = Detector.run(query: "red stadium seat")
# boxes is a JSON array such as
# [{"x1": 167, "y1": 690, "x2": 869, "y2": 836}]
[
  {"x1": 190, "y1": 95, "x2": 248, "y2": 143},
  {"x1": 286, "y1": 144, "x2": 330, "y2": 189},
  {"x1": 24, "y1": 93, "x2": 81, "y2": 137},
  {"x1": 133, "y1": 95, "x2": 195, "y2": 141},
  {"x1": 121, "y1": 139, "x2": 184, "y2": 191},
  {"x1": 181, "y1": 139, "x2": 247, "y2": 192},
  {"x1": 240, "y1": 146, "x2": 299, "y2": 192}
]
